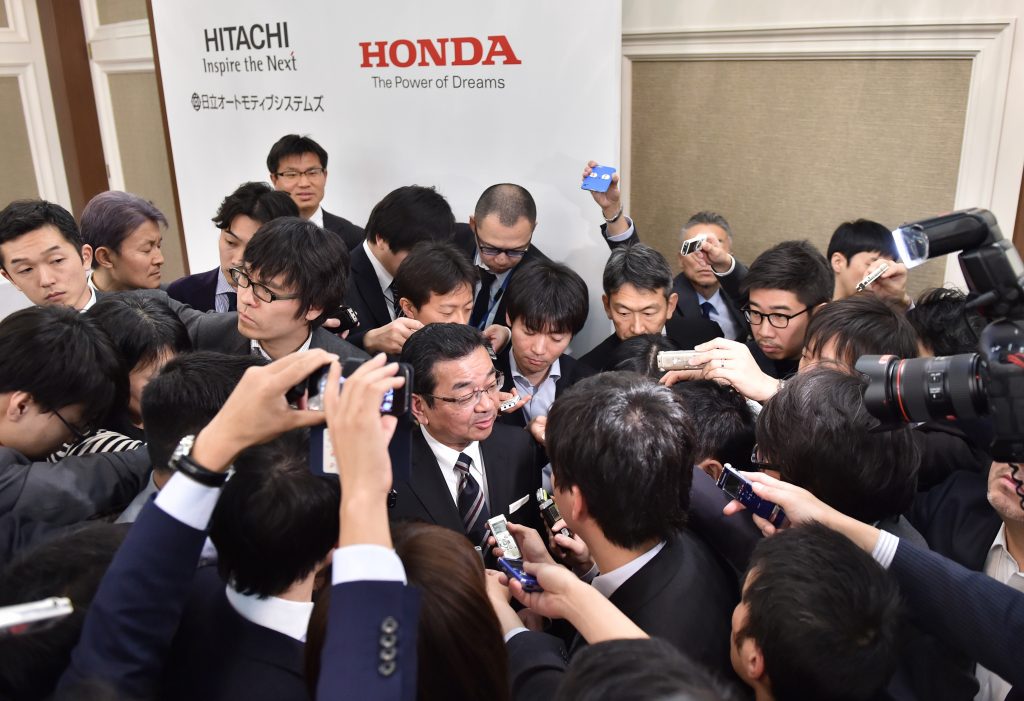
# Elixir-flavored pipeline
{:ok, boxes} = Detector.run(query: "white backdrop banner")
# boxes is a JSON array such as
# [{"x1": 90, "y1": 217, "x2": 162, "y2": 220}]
[{"x1": 150, "y1": 1, "x2": 622, "y2": 351}]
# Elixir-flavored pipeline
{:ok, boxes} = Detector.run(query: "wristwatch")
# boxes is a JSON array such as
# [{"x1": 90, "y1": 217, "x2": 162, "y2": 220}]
[{"x1": 168, "y1": 435, "x2": 229, "y2": 487}]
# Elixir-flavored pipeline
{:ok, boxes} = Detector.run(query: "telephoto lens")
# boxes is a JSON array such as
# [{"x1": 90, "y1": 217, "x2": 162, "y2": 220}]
[{"x1": 856, "y1": 354, "x2": 987, "y2": 424}]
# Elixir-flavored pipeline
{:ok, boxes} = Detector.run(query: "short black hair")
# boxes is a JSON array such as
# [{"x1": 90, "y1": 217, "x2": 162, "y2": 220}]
[
  {"x1": 211, "y1": 181, "x2": 299, "y2": 231},
  {"x1": 610, "y1": 334, "x2": 678, "y2": 379},
  {"x1": 546, "y1": 372, "x2": 693, "y2": 548},
  {"x1": 266, "y1": 134, "x2": 328, "y2": 173},
  {"x1": 683, "y1": 211, "x2": 733, "y2": 240},
  {"x1": 757, "y1": 366, "x2": 919, "y2": 522},
  {"x1": 364, "y1": 185, "x2": 455, "y2": 252},
  {"x1": 401, "y1": 323, "x2": 490, "y2": 406},
  {"x1": 79, "y1": 191, "x2": 167, "y2": 266},
  {"x1": 473, "y1": 183, "x2": 537, "y2": 228},
  {"x1": 739, "y1": 524, "x2": 902, "y2": 701},
  {"x1": 602, "y1": 243, "x2": 673, "y2": 298},
  {"x1": 906, "y1": 287, "x2": 986, "y2": 356},
  {"x1": 505, "y1": 260, "x2": 589, "y2": 336},
  {"x1": 243, "y1": 217, "x2": 350, "y2": 321},
  {"x1": 555, "y1": 638, "x2": 741, "y2": 701},
  {"x1": 827, "y1": 219, "x2": 898, "y2": 262},
  {"x1": 141, "y1": 351, "x2": 266, "y2": 472},
  {"x1": 87, "y1": 292, "x2": 191, "y2": 372},
  {"x1": 0, "y1": 522, "x2": 129, "y2": 701},
  {"x1": 671, "y1": 380, "x2": 756, "y2": 469},
  {"x1": 741, "y1": 240, "x2": 833, "y2": 309},
  {"x1": 0, "y1": 305, "x2": 121, "y2": 435},
  {"x1": 0, "y1": 200, "x2": 84, "y2": 267},
  {"x1": 804, "y1": 296, "x2": 919, "y2": 368},
  {"x1": 394, "y1": 241, "x2": 478, "y2": 309},
  {"x1": 210, "y1": 430, "x2": 339, "y2": 598}
]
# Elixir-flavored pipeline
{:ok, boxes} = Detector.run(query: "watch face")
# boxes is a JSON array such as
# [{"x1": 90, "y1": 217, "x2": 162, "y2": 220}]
[{"x1": 170, "y1": 435, "x2": 195, "y2": 466}]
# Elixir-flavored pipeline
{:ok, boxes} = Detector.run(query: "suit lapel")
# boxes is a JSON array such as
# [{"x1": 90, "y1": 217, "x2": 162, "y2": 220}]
[
  {"x1": 673, "y1": 274, "x2": 706, "y2": 321},
  {"x1": 481, "y1": 426, "x2": 522, "y2": 517},
  {"x1": 608, "y1": 536, "x2": 680, "y2": 617},
  {"x1": 351, "y1": 246, "x2": 391, "y2": 328},
  {"x1": 407, "y1": 429, "x2": 463, "y2": 531}
]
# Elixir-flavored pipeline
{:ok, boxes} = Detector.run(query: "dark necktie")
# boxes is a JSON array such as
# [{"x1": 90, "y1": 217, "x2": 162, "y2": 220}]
[
  {"x1": 455, "y1": 453, "x2": 490, "y2": 546},
  {"x1": 226, "y1": 291, "x2": 237, "y2": 312},
  {"x1": 387, "y1": 280, "x2": 403, "y2": 319},
  {"x1": 470, "y1": 268, "x2": 497, "y2": 328},
  {"x1": 700, "y1": 301, "x2": 715, "y2": 320}
]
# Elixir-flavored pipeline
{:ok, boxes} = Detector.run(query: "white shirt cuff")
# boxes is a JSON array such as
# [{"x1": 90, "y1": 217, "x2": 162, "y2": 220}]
[
  {"x1": 504, "y1": 626, "x2": 529, "y2": 643},
  {"x1": 154, "y1": 472, "x2": 221, "y2": 531},
  {"x1": 871, "y1": 530, "x2": 900, "y2": 569},
  {"x1": 332, "y1": 544, "x2": 407, "y2": 585},
  {"x1": 604, "y1": 218, "x2": 634, "y2": 242},
  {"x1": 712, "y1": 255, "x2": 737, "y2": 277}
]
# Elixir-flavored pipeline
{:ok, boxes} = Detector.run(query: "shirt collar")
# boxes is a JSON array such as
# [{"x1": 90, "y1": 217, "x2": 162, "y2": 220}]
[
  {"x1": 592, "y1": 540, "x2": 666, "y2": 599},
  {"x1": 250, "y1": 331, "x2": 313, "y2": 361},
  {"x1": 472, "y1": 248, "x2": 513, "y2": 284},
  {"x1": 509, "y1": 352, "x2": 561, "y2": 386},
  {"x1": 696, "y1": 288, "x2": 724, "y2": 307},
  {"x1": 420, "y1": 424, "x2": 483, "y2": 472},
  {"x1": 309, "y1": 206, "x2": 325, "y2": 228},
  {"x1": 224, "y1": 584, "x2": 314, "y2": 642},
  {"x1": 215, "y1": 270, "x2": 233, "y2": 296},
  {"x1": 362, "y1": 239, "x2": 394, "y2": 294},
  {"x1": 80, "y1": 285, "x2": 98, "y2": 312}
]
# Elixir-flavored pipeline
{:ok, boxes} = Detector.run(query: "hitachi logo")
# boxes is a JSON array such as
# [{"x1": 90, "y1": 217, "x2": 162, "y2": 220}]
[{"x1": 359, "y1": 36, "x2": 522, "y2": 68}]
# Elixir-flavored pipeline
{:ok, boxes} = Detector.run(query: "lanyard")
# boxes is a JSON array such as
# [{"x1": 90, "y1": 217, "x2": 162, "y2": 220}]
[{"x1": 475, "y1": 271, "x2": 513, "y2": 330}]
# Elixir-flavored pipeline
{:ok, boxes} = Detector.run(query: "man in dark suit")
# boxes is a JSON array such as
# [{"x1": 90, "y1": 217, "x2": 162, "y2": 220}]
[
  {"x1": 346, "y1": 186, "x2": 456, "y2": 353},
  {"x1": 458, "y1": 163, "x2": 639, "y2": 332},
  {"x1": 169, "y1": 217, "x2": 366, "y2": 363},
  {"x1": 267, "y1": 134, "x2": 365, "y2": 251},
  {"x1": 580, "y1": 244, "x2": 722, "y2": 372},
  {"x1": 166, "y1": 182, "x2": 298, "y2": 312},
  {"x1": 673, "y1": 211, "x2": 749, "y2": 341},
  {"x1": 494, "y1": 260, "x2": 593, "y2": 431},
  {"x1": 391, "y1": 324, "x2": 543, "y2": 548},
  {"x1": 503, "y1": 372, "x2": 737, "y2": 695}
]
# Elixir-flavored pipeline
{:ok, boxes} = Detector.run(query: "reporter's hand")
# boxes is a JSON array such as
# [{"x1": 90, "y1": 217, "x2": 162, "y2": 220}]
[
  {"x1": 484, "y1": 568, "x2": 525, "y2": 635},
  {"x1": 498, "y1": 388, "x2": 532, "y2": 414},
  {"x1": 548, "y1": 520, "x2": 594, "y2": 574},
  {"x1": 865, "y1": 260, "x2": 911, "y2": 308},
  {"x1": 192, "y1": 350, "x2": 337, "y2": 472},
  {"x1": 508, "y1": 560, "x2": 588, "y2": 620},
  {"x1": 696, "y1": 236, "x2": 733, "y2": 273},
  {"x1": 363, "y1": 318, "x2": 424, "y2": 355},
  {"x1": 528, "y1": 415, "x2": 548, "y2": 446},
  {"x1": 692, "y1": 338, "x2": 779, "y2": 402},
  {"x1": 490, "y1": 522, "x2": 556, "y2": 566},
  {"x1": 483, "y1": 324, "x2": 511, "y2": 353},
  {"x1": 582, "y1": 159, "x2": 622, "y2": 216},
  {"x1": 658, "y1": 369, "x2": 704, "y2": 387},
  {"x1": 721, "y1": 471, "x2": 834, "y2": 536}
]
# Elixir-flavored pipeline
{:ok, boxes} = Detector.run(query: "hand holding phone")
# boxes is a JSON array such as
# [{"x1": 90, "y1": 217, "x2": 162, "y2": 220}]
[
  {"x1": 657, "y1": 350, "x2": 706, "y2": 372},
  {"x1": 498, "y1": 557, "x2": 542, "y2": 592},
  {"x1": 581, "y1": 165, "x2": 617, "y2": 193},
  {"x1": 680, "y1": 234, "x2": 707, "y2": 256},
  {"x1": 716, "y1": 463, "x2": 786, "y2": 528},
  {"x1": 856, "y1": 262, "x2": 889, "y2": 292},
  {"x1": 487, "y1": 515, "x2": 521, "y2": 560}
]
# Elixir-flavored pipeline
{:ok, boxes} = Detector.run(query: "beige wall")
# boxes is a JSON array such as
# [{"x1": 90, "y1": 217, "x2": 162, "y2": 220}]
[
  {"x1": 95, "y1": 0, "x2": 147, "y2": 25},
  {"x1": 630, "y1": 58, "x2": 970, "y2": 298},
  {"x1": 0, "y1": 77, "x2": 41, "y2": 204}
]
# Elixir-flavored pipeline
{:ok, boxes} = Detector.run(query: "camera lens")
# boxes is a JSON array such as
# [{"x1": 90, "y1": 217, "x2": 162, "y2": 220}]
[{"x1": 856, "y1": 353, "x2": 987, "y2": 424}]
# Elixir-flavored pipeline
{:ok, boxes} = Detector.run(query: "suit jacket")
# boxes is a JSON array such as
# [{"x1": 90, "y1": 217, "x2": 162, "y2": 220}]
[
  {"x1": 322, "y1": 209, "x2": 366, "y2": 252},
  {"x1": 889, "y1": 538, "x2": 1024, "y2": 695},
  {"x1": 908, "y1": 470, "x2": 1002, "y2": 572},
  {"x1": 494, "y1": 348, "x2": 594, "y2": 429},
  {"x1": 161, "y1": 566, "x2": 308, "y2": 701},
  {"x1": 506, "y1": 530, "x2": 738, "y2": 700},
  {"x1": 166, "y1": 267, "x2": 221, "y2": 313},
  {"x1": 389, "y1": 424, "x2": 543, "y2": 539},
  {"x1": 672, "y1": 271, "x2": 750, "y2": 342},
  {"x1": 346, "y1": 243, "x2": 394, "y2": 349},
  {"x1": 578, "y1": 314, "x2": 723, "y2": 373}
]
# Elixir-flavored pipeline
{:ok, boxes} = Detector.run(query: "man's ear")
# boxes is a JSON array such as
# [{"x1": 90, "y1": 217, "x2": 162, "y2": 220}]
[
  {"x1": 830, "y1": 251, "x2": 847, "y2": 275},
  {"x1": 0, "y1": 268, "x2": 14, "y2": 287},
  {"x1": 569, "y1": 484, "x2": 587, "y2": 522},
  {"x1": 80, "y1": 244, "x2": 93, "y2": 269},
  {"x1": 737, "y1": 636, "x2": 767, "y2": 683},
  {"x1": 697, "y1": 458, "x2": 723, "y2": 481},
  {"x1": 601, "y1": 294, "x2": 611, "y2": 320},
  {"x1": 468, "y1": 215, "x2": 477, "y2": 234},
  {"x1": 667, "y1": 291, "x2": 679, "y2": 316},
  {"x1": 4, "y1": 390, "x2": 33, "y2": 423},
  {"x1": 94, "y1": 246, "x2": 115, "y2": 269},
  {"x1": 410, "y1": 394, "x2": 429, "y2": 426},
  {"x1": 398, "y1": 298, "x2": 417, "y2": 320},
  {"x1": 305, "y1": 306, "x2": 325, "y2": 323}
]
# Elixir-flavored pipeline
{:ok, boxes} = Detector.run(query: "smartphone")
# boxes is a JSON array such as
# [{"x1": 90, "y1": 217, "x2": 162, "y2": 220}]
[
  {"x1": 487, "y1": 514, "x2": 521, "y2": 560},
  {"x1": 680, "y1": 234, "x2": 707, "y2": 256},
  {"x1": 856, "y1": 262, "x2": 889, "y2": 292},
  {"x1": 324, "y1": 305, "x2": 360, "y2": 333},
  {"x1": 303, "y1": 360, "x2": 412, "y2": 416},
  {"x1": 537, "y1": 488, "x2": 573, "y2": 538},
  {"x1": 581, "y1": 165, "x2": 616, "y2": 193},
  {"x1": 498, "y1": 557, "x2": 542, "y2": 592},
  {"x1": 0, "y1": 597, "x2": 73, "y2": 637},
  {"x1": 657, "y1": 350, "x2": 706, "y2": 372},
  {"x1": 716, "y1": 464, "x2": 786, "y2": 528},
  {"x1": 499, "y1": 395, "x2": 522, "y2": 412}
]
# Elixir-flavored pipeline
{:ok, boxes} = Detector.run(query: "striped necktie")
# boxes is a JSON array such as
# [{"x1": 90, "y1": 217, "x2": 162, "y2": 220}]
[{"x1": 455, "y1": 452, "x2": 490, "y2": 546}]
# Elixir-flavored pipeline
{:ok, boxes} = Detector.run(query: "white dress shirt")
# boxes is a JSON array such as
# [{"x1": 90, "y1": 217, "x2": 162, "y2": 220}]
[
  {"x1": 420, "y1": 425, "x2": 488, "y2": 508},
  {"x1": 510, "y1": 354, "x2": 560, "y2": 423},
  {"x1": 975, "y1": 525, "x2": 1024, "y2": 701},
  {"x1": 250, "y1": 331, "x2": 313, "y2": 361},
  {"x1": 309, "y1": 206, "x2": 325, "y2": 227},
  {"x1": 591, "y1": 541, "x2": 666, "y2": 599},
  {"x1": 362, "y1": 239, "x2": 397, "y2": 322},
  {"x1": 696, "y1": 288, "x2": 739, "y2": 341},
  {"x1": 225, "y1": 586, "x2": 314, "y2": 642}
]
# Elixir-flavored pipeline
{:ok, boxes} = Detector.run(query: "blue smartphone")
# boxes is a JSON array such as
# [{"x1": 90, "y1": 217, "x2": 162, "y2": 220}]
[
  {"x1": 581, "y1": 165, "x2": 616, "y2": 193},
  {"x1": 498, "y1": 557, "x2": 542, "y2": 592},
  {"x1": 716, "y1": 464, "x2": 786, "y2": 528}
]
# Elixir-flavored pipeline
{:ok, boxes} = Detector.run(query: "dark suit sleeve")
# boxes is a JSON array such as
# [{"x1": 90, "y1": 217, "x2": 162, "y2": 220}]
[
  {"x1": 717, "y1": 259, "x2": 749, "y2": 307},
  {"x1": 889, "y1": 538, "x2": 1024, "y2": 687},
  {"x1": 506, "y1": 630, "x2": 569, "y2": 701},
  {"x1": 317, "y1": 580, "x2": 421, "y2": 701},
  {"x1": 599, "y1": 219, "x2": 640, "y2": 248},
  {"x1": 5, "y1": 447, "x2": 151, "y2": 525},
  {"x1": 58, "y1": 499, "x2": 209, "y2": 698}
]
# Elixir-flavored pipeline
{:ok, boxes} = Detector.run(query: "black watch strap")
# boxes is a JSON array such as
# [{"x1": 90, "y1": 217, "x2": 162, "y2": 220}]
[{"x1": 169, "y1": 435, "x2": 228, "y2": 487}]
